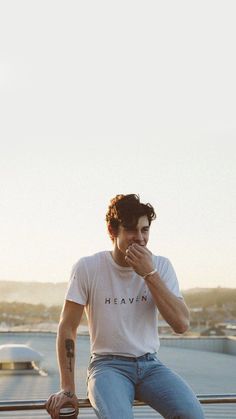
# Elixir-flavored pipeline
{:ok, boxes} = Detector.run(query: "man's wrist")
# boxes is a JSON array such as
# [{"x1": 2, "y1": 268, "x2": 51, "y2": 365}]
[
  {"x1": 143, "y1": 268, "x2": 157, "y2": 279},
  {"x1": 62, "y1": 390, "x2": 75, "y2": 398}
]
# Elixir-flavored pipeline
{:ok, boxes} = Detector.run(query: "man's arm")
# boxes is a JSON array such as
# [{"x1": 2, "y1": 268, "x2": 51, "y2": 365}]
[
  {"x1": 143, "y1": 272, "x2": 189, "y2": 334},
  {"x1": 46, "y1": 300, "x2": 84, "y2": 418},
  {"x1": 125, "y1": 243, "x2": 190, "y2": 334}
]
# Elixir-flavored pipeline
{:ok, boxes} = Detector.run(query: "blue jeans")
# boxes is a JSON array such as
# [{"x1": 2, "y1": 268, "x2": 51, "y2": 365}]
[{"x1": 87, "y1": 352, "x2": 204, "y2": 419}]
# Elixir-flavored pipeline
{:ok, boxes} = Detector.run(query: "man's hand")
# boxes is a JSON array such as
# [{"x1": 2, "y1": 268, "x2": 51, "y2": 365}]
[
  {"x1": 45, "y1": 390, "x2": 79, "y2": 418},
  {"x1": 125, "y1": 243, "x2": 154, "y2": 277}
]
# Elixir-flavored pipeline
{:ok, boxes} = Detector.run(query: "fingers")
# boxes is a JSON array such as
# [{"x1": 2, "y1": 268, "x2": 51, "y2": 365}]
[
  {"x1": 125, "y1": 244, "x2": 154, "y2": 276},
  {"x1": 46, "y1": 395, "x2": 59, "y2": 418},
  {"x1": 126, "y1": 244, "x2": 139, "y2": 258},
  {"x1": 125, "y1": 244, "x2": 147, "y2": 262},
  {"x1": 45, "y1": 395, "x2": 54, "y2": 415},
  {"x1": 125, "y1": 249, "x2": 136, "y2": 265},
  {"x1": 125, "y1": 246, "x2": 143, "y2": 269},
  {"x1": 128, "y1": 243, "x2": 143, "y2": 253},
  {"x1": 45, "y1": 392, "x2": 79, "y2": 419},
  {"x1": 128, "y1": 243, "x2": 150, "y2": 255}
]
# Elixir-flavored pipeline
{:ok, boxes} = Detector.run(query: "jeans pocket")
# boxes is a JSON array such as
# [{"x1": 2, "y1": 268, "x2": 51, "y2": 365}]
[
  {"x1": 151, "y1": 353, "x2": 162, "y2": 364},
  {"x1": 87, "y1": 357, "x2": 105, "y2": 372}
]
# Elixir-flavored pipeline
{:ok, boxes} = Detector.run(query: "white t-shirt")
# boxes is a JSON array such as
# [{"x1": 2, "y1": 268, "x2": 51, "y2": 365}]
[{"x1": 65, "y1": 251, "x2": 183, "y2": 357}]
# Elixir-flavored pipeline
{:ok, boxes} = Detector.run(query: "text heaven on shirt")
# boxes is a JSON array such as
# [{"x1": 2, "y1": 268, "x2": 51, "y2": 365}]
[{"x1": 104, "y1": 295, "x2": 148, "y2": 304}]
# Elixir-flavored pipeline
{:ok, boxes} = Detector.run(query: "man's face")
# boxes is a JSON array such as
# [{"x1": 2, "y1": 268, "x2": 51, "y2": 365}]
[{"x1": 114, "y1": 215, "x2": 150, "y2": 255}]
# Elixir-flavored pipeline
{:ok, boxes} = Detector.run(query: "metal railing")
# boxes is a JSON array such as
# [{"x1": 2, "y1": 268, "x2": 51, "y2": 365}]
[{"x1": 0, "y1": 395, "x2": 236, "y2": 411}]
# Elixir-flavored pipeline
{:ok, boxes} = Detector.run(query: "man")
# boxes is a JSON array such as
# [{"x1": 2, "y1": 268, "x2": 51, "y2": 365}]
[{"x1": 46, "y1": 194, "x2": 204, "y2": 418}]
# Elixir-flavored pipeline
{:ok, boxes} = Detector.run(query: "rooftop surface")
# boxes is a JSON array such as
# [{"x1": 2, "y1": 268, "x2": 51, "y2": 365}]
[{"x1": 0, "y1": 332, "x2": 235, "y2": 418}]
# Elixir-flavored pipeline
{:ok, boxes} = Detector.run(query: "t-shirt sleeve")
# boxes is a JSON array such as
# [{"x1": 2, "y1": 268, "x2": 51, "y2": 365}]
[
  {"x1": 157, "y1": 257, "x2": 183, "y2": 299},
  {"x1": 65, "y1": 258, "x2": 89, "y2": 306}
]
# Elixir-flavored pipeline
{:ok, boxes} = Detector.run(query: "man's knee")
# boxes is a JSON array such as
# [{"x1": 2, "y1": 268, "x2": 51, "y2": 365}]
[
  {"x1": 92, "y1": 403, "x2": 133, "y2": 419},
  {"x1": 173, "y1": 401, "x2": 204, "y2": 419}
]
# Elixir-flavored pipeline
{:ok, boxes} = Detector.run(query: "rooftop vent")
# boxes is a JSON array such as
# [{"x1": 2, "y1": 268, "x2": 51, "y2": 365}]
[{"x1": 0, "y1": 344, "x2": 47, "y2": 376}]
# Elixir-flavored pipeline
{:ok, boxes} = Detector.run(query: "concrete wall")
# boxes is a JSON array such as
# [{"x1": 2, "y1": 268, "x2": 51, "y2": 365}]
[
  {"x1": 160, "y1": 336, "x2": 236, "y2": 355},
  {"x1": 224, "y1": 337, "x2": 236, "y2": 355}
]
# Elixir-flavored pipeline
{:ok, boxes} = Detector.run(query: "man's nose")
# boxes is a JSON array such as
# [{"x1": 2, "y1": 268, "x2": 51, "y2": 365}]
[{"x1": 134, "y1": 231, "x2": 144, "y2": 243}]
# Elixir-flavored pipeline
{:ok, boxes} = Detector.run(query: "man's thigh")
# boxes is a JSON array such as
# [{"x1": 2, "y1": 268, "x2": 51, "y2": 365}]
[
  {"x1": 136, "y1": 358, "x2": 205, "y2": 419},
  {"x1": 87, "y1": 360, "x2": 135, "y2": 419}
]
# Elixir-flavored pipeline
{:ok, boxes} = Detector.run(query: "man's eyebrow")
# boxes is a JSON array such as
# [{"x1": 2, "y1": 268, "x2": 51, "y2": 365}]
[
  {"x1": 122, "y1": 223, "x2": 150, "y2": 230},
  {"x1": 123, "y1": 225, "x2": 136, "y2": 229},
  {"x1": 122, "y1": 222, "x2": 136, "y2": 228}
]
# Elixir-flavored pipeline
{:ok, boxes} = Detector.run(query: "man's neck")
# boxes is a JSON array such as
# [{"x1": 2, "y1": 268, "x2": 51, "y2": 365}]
[{"x1": 111, "y1": 248, "x2": 129, "y2": 267}]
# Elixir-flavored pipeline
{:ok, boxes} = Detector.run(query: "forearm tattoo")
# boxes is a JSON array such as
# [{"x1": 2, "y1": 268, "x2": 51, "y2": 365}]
[{"x1": 65, "y1": 339, "x2": 74, "y2": 372}]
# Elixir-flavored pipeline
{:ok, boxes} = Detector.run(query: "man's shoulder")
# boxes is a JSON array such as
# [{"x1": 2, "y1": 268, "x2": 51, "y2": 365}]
[
  {"x1": 153, "y1": 254, "x2": 174, "y2": 273},
  {"x1": 153, "y1": 254, "x2": 170, "y2": 265},
  {"x1": 70, "y1": 251, "x2": 108, "y2": 281},
  {"x1": 73, "y1": 251, "x2": 108, "y2": 268}
]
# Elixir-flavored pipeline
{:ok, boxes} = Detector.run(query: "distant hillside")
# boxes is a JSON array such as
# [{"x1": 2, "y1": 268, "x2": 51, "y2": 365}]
[
  {"x1": 182, "y1": 287, "x2": 214, "y2": 295},
  {"x1": 1, "y1": 281, "x2": 236, "y2": 309},
  {"x1": 182, "y1": 287, "x2": 236, "y2": 308},
  {"x1": 0, "y1": 281, "x2": 67, "y2": 306}
]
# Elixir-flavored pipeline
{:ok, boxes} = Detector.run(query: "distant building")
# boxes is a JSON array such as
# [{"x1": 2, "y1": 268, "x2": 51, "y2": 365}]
[{"x1": 200, "y1": 326, "x2": 225, "y2": 336}]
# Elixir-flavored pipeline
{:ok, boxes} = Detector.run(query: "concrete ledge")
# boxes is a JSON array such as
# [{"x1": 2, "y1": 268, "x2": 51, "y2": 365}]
[{"x1": 160, "y1": 336, "x2": 236, "y2": 355}]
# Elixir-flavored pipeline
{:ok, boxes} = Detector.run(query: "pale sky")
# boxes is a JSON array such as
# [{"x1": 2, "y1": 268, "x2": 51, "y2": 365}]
[{"x1": 0, "y1": 1, "x2": 235, "y2": 290}]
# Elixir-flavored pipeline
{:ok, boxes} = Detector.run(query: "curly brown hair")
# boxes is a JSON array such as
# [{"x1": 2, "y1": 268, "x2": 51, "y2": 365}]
[{"x1": 106, "y1": 194, "x2": 156, "y2": 241}]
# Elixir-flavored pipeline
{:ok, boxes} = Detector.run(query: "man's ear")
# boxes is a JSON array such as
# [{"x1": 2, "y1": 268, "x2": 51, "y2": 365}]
[{"x1": 108, "y1": 224, "x2": 117, "y2": 240}]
